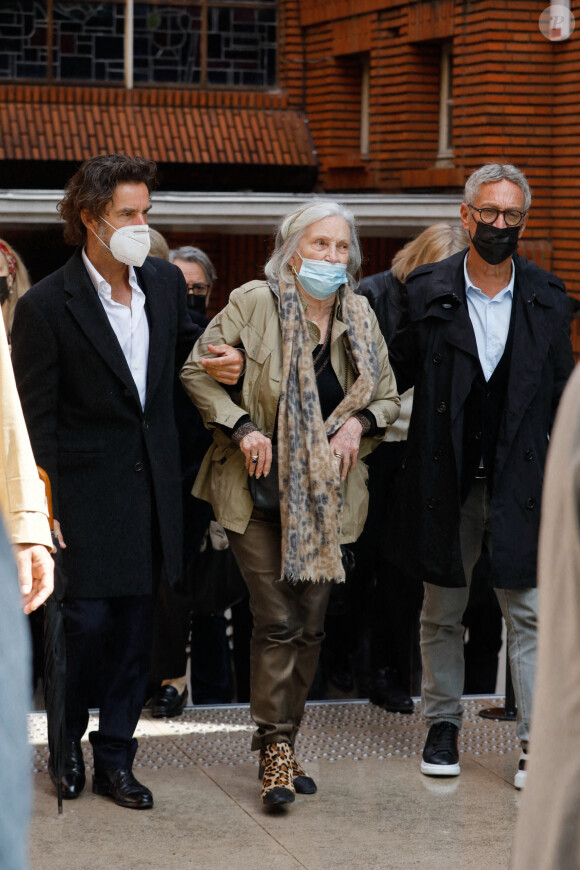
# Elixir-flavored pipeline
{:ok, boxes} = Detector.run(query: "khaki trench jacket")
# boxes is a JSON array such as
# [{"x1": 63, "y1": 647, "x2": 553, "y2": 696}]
[
  {"x1": 180, "y1": 279, "x2": 400, "y2": 539},
  {"x1": 0, "y1": 325, "x2": 51, "y2": 548}
]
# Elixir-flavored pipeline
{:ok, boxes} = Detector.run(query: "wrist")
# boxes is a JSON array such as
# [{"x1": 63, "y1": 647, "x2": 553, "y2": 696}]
[{"x1": 232, "y1": 421, "x2": 259, "y2": 445}]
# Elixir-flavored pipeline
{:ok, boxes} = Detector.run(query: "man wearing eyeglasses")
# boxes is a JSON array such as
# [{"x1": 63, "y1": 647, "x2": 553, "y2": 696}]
[
  {"x1": 170, "y1": 246, "x2": 216, "y2": 320},
  {"x1": 389, "y1": 163, "x2": 574, "y2": 790}
]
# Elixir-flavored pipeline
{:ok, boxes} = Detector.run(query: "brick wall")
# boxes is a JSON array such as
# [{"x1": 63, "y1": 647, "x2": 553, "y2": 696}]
[{"x1": 291, "y1": 0, "x2": 580, "y2": 351}]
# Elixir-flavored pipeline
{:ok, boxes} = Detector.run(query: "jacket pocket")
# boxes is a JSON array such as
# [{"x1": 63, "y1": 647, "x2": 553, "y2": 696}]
[{"x1": 240, "y1": 323, "x2": 275, "y2": 364}]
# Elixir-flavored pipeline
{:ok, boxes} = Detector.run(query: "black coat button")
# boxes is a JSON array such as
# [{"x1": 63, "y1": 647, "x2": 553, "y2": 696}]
[
  {"x1": 524, "y1": 449, "x2": 534, "y2": 461},
  {"x1": 432, "y1": 449, "x2": 443, "y2": 461},
  {"x1": 134, "y1": 461, "x2": 144, "y2": 472},
  {"x1": 426, "y1": 497, "x2": 438, "y2": 510},
  {"x1": 436, "y1": 401, "x2": 447, "y2": 413},
  {"x1": 474, "y1": 431, "x2": 482, "y2": 441},
  {"x1": 432, "y1": 352, "x2": 442, "y2": 364},
  {"x1": 525, "y1": 497, "x2": 536, "y2": 510},
  {"x1": 142, "y1": 420, "x2": 149, "y2": 431}
]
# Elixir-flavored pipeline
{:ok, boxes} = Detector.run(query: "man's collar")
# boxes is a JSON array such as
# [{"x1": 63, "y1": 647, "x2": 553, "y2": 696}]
[
  {"x1": 82, "y1": 247, "x2": 140, "y2": 297},
  {"x1": 464, "y1": 253, "x2": 514, "y2": 300}
]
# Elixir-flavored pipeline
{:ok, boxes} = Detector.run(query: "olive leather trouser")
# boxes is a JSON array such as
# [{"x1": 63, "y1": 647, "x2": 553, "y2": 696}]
[{"x1": 227, "y1": 512, "x2": 333, "y2": 751}]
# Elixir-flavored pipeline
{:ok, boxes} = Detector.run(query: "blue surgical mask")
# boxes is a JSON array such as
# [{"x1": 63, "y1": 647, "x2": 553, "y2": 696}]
[{"x1": 294, "y1": 252, "x2": 348, "y2": 300}]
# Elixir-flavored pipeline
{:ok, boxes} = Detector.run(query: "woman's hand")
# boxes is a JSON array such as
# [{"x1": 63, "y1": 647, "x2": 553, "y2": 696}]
[
  {"x1": 15, "y1": 543, "x2": 55, "y2": 614},
  {"x1": 53, "y1": 518, "x2": 66, "y2": 549},
  {"x1": 240, "y1": 432, "x2": 273, "y2": 479},
  {"x1": 329, "y1": 416, "x2": 363, "y2": 481}
]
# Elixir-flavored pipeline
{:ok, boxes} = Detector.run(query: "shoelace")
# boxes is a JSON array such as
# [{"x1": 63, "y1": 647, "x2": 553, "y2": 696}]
[{"x1": 432, "y1": 723, "x2": 457, "y2": 752}]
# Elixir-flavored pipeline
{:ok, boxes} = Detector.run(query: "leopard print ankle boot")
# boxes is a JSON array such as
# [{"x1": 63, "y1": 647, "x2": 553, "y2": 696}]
[{"x1": 259, "y1": 742, "x2": 296, "y2": 805}]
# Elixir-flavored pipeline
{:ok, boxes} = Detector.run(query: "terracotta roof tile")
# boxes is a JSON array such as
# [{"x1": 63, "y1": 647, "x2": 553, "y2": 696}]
[{"x1": 0, "y1": 85, "x2": 315, "y2": 168}]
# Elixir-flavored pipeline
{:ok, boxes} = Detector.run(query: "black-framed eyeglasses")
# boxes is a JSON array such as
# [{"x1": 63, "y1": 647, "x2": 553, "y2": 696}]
[
  {"x1": 468, "y1": 205, "x2": 526, "y2": 228},
  {"x1": 186, "y1": 282, "x2": 211, "y2": 295}
]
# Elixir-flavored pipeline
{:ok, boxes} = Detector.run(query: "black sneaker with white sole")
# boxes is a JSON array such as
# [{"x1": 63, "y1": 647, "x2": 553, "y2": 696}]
[
  {"x1": 514, "y1": 749, "x2": 528, "y2": 789},
  {"x1": 421, "y1": 721, "x2": 460, "y2": 776}
]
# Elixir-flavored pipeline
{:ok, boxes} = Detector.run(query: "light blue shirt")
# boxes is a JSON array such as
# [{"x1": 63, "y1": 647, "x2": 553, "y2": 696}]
[
  {"x1": 82, "y1": 249, "x2": 150, "y2": 409},
  {"x1": 464, "y1": 255, "x2": 514, "y2": 382}
]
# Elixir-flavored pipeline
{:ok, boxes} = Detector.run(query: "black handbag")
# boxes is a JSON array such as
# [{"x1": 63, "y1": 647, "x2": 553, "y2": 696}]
[
  {"x1": 247, "y1": 445, "x2": 280, "y2": 517},
  {"x1": 187, "y1": 522, "x2": 247, "y2": 616}
]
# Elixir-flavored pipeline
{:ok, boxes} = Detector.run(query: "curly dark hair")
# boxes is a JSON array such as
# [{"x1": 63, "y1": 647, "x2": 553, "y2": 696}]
[{"x1": 58, "y1": 153, "x2": 158, "y2": 246}]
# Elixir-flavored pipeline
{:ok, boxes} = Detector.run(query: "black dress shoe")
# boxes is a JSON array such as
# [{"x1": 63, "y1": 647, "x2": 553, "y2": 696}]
[
  {"x1": 369, "y1": 667, "x2": 414, "y2": 714},
  {"x1": 49, "y1": 738, "x2": 86, "y2": 799},
  {"x1": 149, "y1": 684, "x2": 188, "y2": 719},
  {"x1": 92, "y1": 768, "x2": 153, "y2": 809}
]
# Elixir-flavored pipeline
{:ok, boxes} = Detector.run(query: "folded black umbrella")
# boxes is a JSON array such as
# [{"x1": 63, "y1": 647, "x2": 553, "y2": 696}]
[{"x1": 37, "y1": 467, "x2": 66, "y2": 814}]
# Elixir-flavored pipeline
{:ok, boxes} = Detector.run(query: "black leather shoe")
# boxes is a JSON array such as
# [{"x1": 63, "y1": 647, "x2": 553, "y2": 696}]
[
  {"x1": 149, "y1": 684, "x2": 188, "y2": 719},
  {"x1": 369, "y1": 667, "x2": 414, "y2": 714},
  {"x1": 49, "y1": 738, "x2": 86, "y2": 799},
  {"x1": 92, "y1": 768, "x2": 153, "y2": 809},
  {"x1": 421, "y1": 722, "x2": 460, "y2": 776}
]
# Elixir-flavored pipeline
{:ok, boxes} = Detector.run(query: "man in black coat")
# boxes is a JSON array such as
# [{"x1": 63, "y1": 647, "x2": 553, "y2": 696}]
[
  {"x1": 389, "y1": 163, "x2": 574, "y2": 789},
  {"x1": 11, "y1": 154, "x2": 241, "y2": 809}
]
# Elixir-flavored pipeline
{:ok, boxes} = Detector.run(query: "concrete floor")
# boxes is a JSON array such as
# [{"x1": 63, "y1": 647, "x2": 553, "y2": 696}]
[{"x1": 29, "y1": 698, "x2": 522, "y2": 870}]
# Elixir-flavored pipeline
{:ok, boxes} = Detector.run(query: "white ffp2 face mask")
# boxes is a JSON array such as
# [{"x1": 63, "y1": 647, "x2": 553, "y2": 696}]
[{"x1": 93, "y1": 216, "x2": 151, "y2": 267}]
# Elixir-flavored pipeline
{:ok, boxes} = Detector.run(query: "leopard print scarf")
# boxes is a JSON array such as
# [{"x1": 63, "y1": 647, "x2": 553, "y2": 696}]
[{"x1": 277, "y1": 277, "x2": 379, "y2": 583}]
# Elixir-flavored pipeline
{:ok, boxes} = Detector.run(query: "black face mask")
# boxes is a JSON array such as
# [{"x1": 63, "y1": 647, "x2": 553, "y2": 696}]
[
  {"x1": 187, "y1": 294, "x2": 207, "y2": 314},
  {"x1": 471, "y1": 222, "x2": 520, "y2": 265},
  {"x1": 0, "y1": 276, "x2": 10, "y2": 306}
]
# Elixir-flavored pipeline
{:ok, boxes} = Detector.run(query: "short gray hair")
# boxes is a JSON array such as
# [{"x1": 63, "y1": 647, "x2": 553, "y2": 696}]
[
  {"x1": 464, "y1": 163, "x2": 531, "y2": 212},
  {"x1": 169, "y1": 245, "x2": 217, "y2": 284},
  {"x1": 264, "y1": 199, "x2": 362, "y2": 288}
]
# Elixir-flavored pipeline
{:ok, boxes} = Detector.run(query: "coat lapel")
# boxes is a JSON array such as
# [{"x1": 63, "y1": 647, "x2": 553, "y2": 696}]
[
  {"x1": 64, "y1": 250, "x2": 141, "y2": 406},
  {"x1": 423, "y1": 260, "x2": 480, "y2": 428},
  {"x1": 136, "y1": 258, "x2": 170, "y2": 412},
  {"x1": 495, "y1": 257, "x2": 557, "y2": 477}
]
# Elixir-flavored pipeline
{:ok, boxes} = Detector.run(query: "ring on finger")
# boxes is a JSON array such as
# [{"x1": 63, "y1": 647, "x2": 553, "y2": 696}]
[{"x1": 251, "y1": 455, "x2": 259, "y2": 463}]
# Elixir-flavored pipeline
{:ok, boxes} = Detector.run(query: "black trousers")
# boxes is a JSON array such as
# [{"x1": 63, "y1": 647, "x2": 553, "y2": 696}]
[{"x1": 63, "y1": 595, "x2": 153, "y2": 770}]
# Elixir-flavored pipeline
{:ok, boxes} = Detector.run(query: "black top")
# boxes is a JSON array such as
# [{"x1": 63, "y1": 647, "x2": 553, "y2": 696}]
[{"x1": 461, "y1": 290, "x2": 517, "y2": 500}]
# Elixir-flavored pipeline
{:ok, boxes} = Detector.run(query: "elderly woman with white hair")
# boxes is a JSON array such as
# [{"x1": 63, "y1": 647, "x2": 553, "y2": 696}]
[{"x1": 180, "y1": 200, "x2": 399, "y2": 808}]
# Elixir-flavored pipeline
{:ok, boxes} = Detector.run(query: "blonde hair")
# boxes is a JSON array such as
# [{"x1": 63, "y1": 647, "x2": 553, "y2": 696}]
[
  {"x1": 391, "y1": 223, "x2": 469, "y2": 282},
  {"x1": 0, "y1": 239, "x2": 31, "y2": 332},
  {"x1": 148, "y1": 227, "x2": 170, "y2": 260}
]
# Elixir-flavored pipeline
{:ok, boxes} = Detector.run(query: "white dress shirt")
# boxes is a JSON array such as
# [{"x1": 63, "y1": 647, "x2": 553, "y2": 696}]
[
  {"x1": 82, "y1": 249, "x2": 149, "y2": 408},
  {"x1": 464, "y1": 255, "x2": 514, "y2": 382}
]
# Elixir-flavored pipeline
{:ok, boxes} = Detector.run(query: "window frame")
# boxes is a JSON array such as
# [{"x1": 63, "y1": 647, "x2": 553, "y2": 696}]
[
  {"x1": 0, "y1": 0, "x2": 278, "y2": 90},
  {"x1": 360, "y1": 54, "x2": 370, "y2": 158},
  {"x1": 436, "y1": 42, "x2": 453, "y2": 164}
]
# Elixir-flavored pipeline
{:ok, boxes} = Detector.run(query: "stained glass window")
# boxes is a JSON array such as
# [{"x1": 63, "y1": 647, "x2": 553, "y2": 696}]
[{"x1": 0, "y1": 1, "x2": 277, "y2": 87}]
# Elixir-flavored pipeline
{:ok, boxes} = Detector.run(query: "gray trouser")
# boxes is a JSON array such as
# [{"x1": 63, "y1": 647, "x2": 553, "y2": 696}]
[
  {"x1": 420, "y1": 478, "x2": 537, "y2": 748},
  {"x1": 227, "y1": 513, "x2": 332, "y2": 751}
]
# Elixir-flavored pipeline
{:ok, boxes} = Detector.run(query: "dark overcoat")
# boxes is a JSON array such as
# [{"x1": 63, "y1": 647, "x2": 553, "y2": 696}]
[
  {"x1": 357, "y1": 268, "x2": 405, "y2": 345},
  {"x1": 388, "y1": 249, "x2": 574, "y2": 590},
  {"x1": 11, "y1": 249, "x2": 202, "y2": 598}
]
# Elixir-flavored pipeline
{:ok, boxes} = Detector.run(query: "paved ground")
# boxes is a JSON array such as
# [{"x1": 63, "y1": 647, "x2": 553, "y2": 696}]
[{"x1": 29, "y1": 698, "x2": 522, "y2": 870}]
